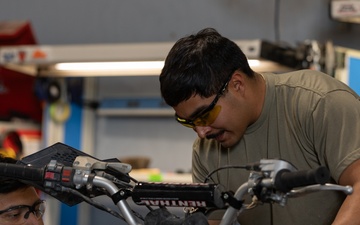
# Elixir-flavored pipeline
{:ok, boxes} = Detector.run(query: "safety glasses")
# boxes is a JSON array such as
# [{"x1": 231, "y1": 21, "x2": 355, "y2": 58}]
[
  {"x1": 0, "y1": 200, "x2": 46, "y2": 225},
  {"x1": 175, "y1": 73, "x2": 232, "y2": 128}
]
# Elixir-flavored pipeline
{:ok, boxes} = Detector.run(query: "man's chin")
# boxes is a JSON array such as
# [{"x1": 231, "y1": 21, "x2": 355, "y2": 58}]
[
  {"x1": 219, "y1": 133, "x2": 241, "y2": 148},
  {"x1": 219, "y1": 141, "x2": 232, "y2": 148}
]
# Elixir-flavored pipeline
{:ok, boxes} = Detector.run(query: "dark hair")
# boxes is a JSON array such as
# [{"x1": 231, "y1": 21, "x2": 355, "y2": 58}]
[
  {"x1": 0, "y1": 155, "x2": 30, "y2": 194},
  {"x1": 160, "y1": 28, "x2": 254, "y2": 107}
]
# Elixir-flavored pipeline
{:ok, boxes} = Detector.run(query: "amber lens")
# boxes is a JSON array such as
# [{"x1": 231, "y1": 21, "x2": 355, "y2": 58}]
[
  {"x1": 192, "y1": 105, "x2": 221, "y2": 127},
  {"x1": 176, "y1": 105, "x2": 222, "y2": 128}
]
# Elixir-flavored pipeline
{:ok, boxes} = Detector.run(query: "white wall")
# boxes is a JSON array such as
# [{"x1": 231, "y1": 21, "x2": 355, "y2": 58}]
[{"x1": 1, "y1": 0, "x2": 360, "y2": 48}]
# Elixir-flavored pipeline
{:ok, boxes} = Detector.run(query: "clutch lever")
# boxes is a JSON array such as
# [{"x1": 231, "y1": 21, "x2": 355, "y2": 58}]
[{"x1": 287, "y1": 183, "x2": 353, "y2": 198}]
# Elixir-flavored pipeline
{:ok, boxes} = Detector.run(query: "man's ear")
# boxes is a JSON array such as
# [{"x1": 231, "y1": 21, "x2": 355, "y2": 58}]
[{"x1": 231, "y1": 71, "x2": 246, "y2": 93}]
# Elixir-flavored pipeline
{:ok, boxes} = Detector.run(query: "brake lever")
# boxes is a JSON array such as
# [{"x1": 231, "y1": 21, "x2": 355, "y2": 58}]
[{"x1": 287, "y1": 183, "x2": 353, "y2": 198}]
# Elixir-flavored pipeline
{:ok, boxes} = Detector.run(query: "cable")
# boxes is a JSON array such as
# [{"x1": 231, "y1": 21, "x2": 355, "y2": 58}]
[
  {"x1": 61, "y1": 186, "x2": 125, "y2": 220},
  {"x1": 61, "y1": 186, "x2": 145, "y2": 222},
  {"x1": 203, "y1": 165, "x2": 248, "y2": 183}
]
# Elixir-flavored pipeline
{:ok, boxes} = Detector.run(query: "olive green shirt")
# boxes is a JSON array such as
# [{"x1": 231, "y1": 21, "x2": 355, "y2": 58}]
[{"x1": 192, "y1": 69, "x2": 360, "y2": 225}]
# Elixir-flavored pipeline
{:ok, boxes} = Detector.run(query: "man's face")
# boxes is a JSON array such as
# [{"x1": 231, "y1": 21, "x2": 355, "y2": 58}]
[
  {"x1": 174, "y1": 71, "x2": 266, "y2": 148},
  {"x1": 0, "y1": 187, "x2": 44, "y2": 225},
  {"x1": 173, "y1": 72, "x2": 264, "y2": 148},
  {"x1": 174, "y1": 92, "x2": 250, "y2": 148}
]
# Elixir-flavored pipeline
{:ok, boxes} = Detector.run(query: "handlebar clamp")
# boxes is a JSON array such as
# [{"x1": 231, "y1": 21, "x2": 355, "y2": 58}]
[
  {"x1": 222, "y1": 191, "x2": 244, "y2": 210},
  {"x1": 111, "y1": 189, "x2": 132, "y2": 205}
]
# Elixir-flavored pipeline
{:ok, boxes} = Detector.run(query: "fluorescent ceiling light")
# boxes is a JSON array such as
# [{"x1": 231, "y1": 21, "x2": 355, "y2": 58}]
[{"x1": 54, "y1": 60, "x2": 261, "y2": 72}]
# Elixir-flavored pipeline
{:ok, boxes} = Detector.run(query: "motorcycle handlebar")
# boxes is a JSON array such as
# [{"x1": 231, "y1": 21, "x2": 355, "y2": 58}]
[
  {"x1": 274, "y1": 166, "x2": 330, "y2": 192},
  {"x1": 0, "y1": 163, "x2": 44, "y2": 182},
  {"x1": 0, "y1": 154, "x2": 352, "y2": 225}
]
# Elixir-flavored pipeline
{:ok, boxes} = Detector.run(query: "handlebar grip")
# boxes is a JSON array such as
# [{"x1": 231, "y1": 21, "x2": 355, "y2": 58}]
[
  {"x1": 0, "y1": 163, "x2": 44, "y2": 182},
  {"x1": 274, "y1": 166, "x2": 330, "y2": 192}
]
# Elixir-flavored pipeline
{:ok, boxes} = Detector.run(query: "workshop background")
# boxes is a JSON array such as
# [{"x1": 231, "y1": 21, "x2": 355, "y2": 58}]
[
  {"x1": 1, "y1": 0, "x2": 359, "y2": 170},
  {"x1": 0, "y1": 1, "x2": 360, "y2": 225}
]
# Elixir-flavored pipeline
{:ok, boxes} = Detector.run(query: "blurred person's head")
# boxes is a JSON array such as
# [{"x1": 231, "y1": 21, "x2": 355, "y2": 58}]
[{"x1": 0, "y1": 156, "x2": 45, "y2": 225}]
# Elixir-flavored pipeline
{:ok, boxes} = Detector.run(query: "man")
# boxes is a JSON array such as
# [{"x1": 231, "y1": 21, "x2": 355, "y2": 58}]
[
  {"x1": 159, "y1": 28, "x2": 360, "y2": 224},
  {"x1": 0, "y1": 156, "x2": 45, "y2": 225}
]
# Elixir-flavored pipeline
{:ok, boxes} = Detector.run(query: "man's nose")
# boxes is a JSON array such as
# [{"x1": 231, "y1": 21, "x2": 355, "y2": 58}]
[{"x1": 193, "y1": 126, "x2": 212, "y2": 138}]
